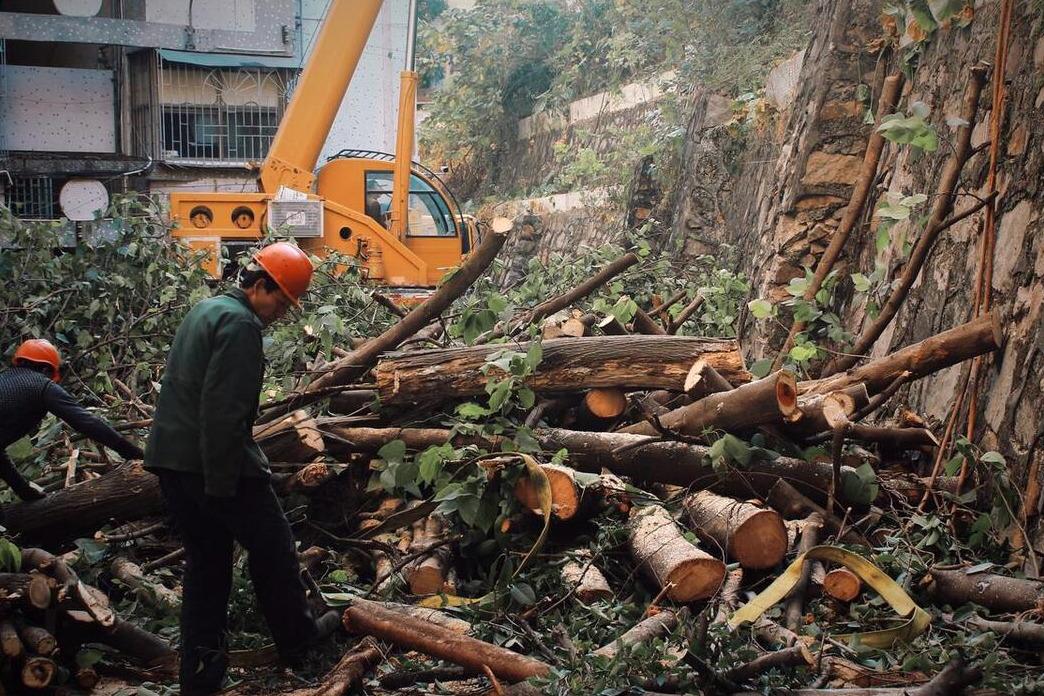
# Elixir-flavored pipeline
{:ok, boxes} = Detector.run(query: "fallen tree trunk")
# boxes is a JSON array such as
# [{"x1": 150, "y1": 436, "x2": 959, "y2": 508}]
[
  {"x1": 110, "y1": 556, "x2": 180, "y2": 612},
  {"x1": 342, "y1": 599, "x2": 551, "y2": 683},
  {"x1": 725, "y1": 644, "x2": 814, "y2": 684},
  {"x1": 805, "y1": 311, "x2": 1004, "y2": 396},
  {"x1": 593, "y1": 608, "x2": 682, "y2": 659},
  {"x1": 682, "y1": 491, "x2": 787, "y2": 569},
  {"x1": 4, "y1": 462, "x2": 164, "y2": 544},
  {"x1": 375, "y1": 335, "x2": 749, "y2": 404},
  {"x1": 928, "y1": 568, "x2": 1044, "y2": 613},
  {"x1": 732, "y1": 657, "x2": 982, "y2": 696},
  {"x1": 297, "y1": 216, "x2": 513, "y2": 400},
  {"x1": 627, "y1": 505, "x2": 725, "y2": 602},
  {"x1": 620, "y1": 370, "x2": 798, "y2": 436},
  {"x1": 785, "y1": 513, "x2": 823, "y2": 633}
]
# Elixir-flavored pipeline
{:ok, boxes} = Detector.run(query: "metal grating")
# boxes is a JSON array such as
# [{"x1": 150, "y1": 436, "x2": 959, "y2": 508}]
[{"x1": 7, "y1": 176, "x2": 58, "y2": 219}]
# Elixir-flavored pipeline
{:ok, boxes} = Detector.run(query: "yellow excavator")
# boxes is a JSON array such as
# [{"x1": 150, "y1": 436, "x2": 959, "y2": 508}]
[{"x1": 169, "y1": 0, "x2": 477, "y2": 290}]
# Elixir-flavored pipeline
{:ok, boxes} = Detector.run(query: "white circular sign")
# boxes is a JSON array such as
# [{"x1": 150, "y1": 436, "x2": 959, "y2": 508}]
[
  {"x1": 52, "y1": 0, "x2": 104, "y2": 17},
  {"x1": 59, "y1": 179, "x2": 110, "y2": 221}
]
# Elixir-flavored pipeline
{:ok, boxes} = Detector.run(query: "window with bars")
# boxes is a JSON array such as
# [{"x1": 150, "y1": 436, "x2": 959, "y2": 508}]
[
  {"x1": 160, "y1": 103, "x2": 280, "y2": 160},
  {"x1": 6, "y1": 176, "x2": 58, "y2": 219}
]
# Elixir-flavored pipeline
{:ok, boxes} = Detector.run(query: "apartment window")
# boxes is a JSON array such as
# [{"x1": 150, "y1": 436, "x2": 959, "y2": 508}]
[{"x1": 7, "y1": 176, "x2": 58, "y2": 219}]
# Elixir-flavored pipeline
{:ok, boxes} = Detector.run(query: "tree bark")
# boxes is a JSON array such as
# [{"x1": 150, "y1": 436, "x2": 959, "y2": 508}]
[
  {"x1": 375, "y1": 335, "x2": 749, "y2": 404},
  {"x1": 561, "y1": 553, "x2": 613, "y2": 604},
  {"x1": 403, "y1": 514, "x2": 452, "y2": 596},
  {"x1": 110, "y1": 556, "x2": 180, "y2": 612},
  {"x1": 282, "y1": 639, "x2": 383, "y2": 696},
  {"x1": 928, "y1": 568, "x2": 1044, "y2": 613},
  {"x1": 632, "y1": 306, "x2": 667, "y2": 335},
  {"x1": 668, "y1": 295, "x2": 705, "y2": 334},
  {"x1": 806, "y1": 311, "x2": 1004, "y2": 396},
  {"x1": 785, "y1": 513, "x2": 823, "y2": 633},
  {"x1": 725, "y1": 644, "x2": 814, "y2": 684},
  {"x1": 342, "y1": 600, "x2": 551, "y2": 683},
  {"x1": 967, "y1": 616, "x2": 1044, "y2": 645},
  {"x1": 733, "y1": 657, "x2": 982, "y2": 696},
  {"x1": 766, "y1": 479, "x2": 867, "y2": 545},
  {"x1": 682, "y1": 491, "x2": 787, "y2": 569},
  {"x1": 627, "y1": 505, "x2": 725, "y2": 602},
  {"x1": 619, "y1": 370, "x2": 798, "y2": 436},
  {"x1": 4, "y1": 462, "x2": 164, "y2": 544},
  {"x1": 0, "y1": 572, "x2": 52, "y2": 611},
  {"x1": 18, "y1": 625, "x2": 56, "y2": 655},
  {"x1": 593, "y1": 608, "x2": 681, "y2": 659},
  {"x1": 300, "y1": 217, "x2": 512, "y2": 398}
]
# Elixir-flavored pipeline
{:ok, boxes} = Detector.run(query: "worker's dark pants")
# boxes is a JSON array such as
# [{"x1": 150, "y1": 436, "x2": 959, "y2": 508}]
[{"x1": 156, "y1": 471, "x2": 316, "y2": 695}]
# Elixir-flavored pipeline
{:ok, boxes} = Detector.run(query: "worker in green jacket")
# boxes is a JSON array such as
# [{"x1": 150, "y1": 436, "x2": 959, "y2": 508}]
[{"x1": 145, "y1": 242, "x2": 334, "y2": 695}]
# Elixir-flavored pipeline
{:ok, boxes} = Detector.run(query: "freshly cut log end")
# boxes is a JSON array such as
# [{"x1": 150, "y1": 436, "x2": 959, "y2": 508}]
[
  {"x1": 560, "y1": 317, "x2": 589, "y2": 338},
  {"x1": 0, "y1": 620, "x2": 23, "y2": 659},
  {"x1": 584, "y1": 388, "x2": 628, "y2": 419},
  {"x1": 22, "y1": 656, "x2": 57, "y2": 689},
  {"x1": 822, "y1": 568, "x2": 862, "y2": 602},
  {"x1": 406, "y1": 560, "x2": 447, "y2": 596},
  {"x1": 514, "y1": 464, "x2": 581, "y2": 521},
  {"x1": 683, "y1": 490, "x2": 787, "y2": 570},
  {"x1": 776, "y1": 371, "x2": 800, "y2": 422},
  {"x1": 490, "y1": 216, "x2": 514, "y2": 234},
  {"x1": 0, "y1": 572, "x2": 53, "y2": 610},
  {"x1": 628, "y1": 505, "x2": 725, "y2": 602}
]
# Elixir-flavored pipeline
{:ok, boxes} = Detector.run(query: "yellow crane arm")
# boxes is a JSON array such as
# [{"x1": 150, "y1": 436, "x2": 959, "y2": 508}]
[{"x1": 258, "y1": 0, "x2": 384, "y2": 194}]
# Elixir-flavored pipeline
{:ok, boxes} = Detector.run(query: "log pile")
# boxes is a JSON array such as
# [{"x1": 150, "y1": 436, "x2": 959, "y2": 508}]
[{"x1": 0, "y1": 220, "x2": 1030, "y2": 696}]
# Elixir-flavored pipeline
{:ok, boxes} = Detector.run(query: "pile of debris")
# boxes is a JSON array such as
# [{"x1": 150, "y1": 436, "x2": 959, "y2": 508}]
[{"x1": 2, "y1": 219, "x2": 1042, "y2": 695}]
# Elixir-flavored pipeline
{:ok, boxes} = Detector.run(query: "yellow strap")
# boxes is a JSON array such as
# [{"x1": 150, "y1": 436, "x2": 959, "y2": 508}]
[{"x1": 728, "y1": 545, "x2": 931, "y2": 648}]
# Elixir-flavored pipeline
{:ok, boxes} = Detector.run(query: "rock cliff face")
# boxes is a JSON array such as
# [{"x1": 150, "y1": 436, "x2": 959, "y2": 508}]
[{"x1": 672, "y1": 0, "x2": 1044, "y2": 540}]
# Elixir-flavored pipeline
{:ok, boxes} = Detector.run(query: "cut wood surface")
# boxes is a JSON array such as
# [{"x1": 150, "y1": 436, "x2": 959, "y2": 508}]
[
  {"x1": 0, "y1": 572, "x2": 52, "y2": 610},
  {"x1": 823, "y1": 567, "x2": 862, "y2": 602},
  {"x1": 21, "y1": 655, "x2": 57, "y2": 689},
  {"x1": 684, "y1": 358, "x2": 735, "y2": 395},
  {"x1": 682, "y1": 490, "x2": 787, "y2": 569},
  {"x1": 375, "y1": 335, "x2": 749, "y2": 404},
  {"x1": 0, "y1": 620, "x2": 23, "y2": 659},
  {"x1": 805, "y1": 311, "x2": 1004, "y2": 396},
  {"x1": 404, "y1": 514, "x2": 451, "y2": 596},
  {"x1": 620, "y1": 370, "x2": 797, "y2": 436},
  {"x1": 584, "y1": 388, "x2": 628, "y2": 419},
  {"x1": 627, "y1": 505, "x2": 725, "y2": 602},
  {"x1": 562, "y1": 553, "x2": 613, "y2": 604},
  {"x1": 342, "y1": 599, "x2": 551, "y2": 683},
  {"x1": 928, "y1": 568, "x2": 1044, "y2": 613},
  {"x1": 514, "y1": 463, "x2": 584, "y2": 521},
  {"x1": 18, "y1": 625, "x2": 57, "y2": 655},
  {"x1": 593, "y1": 608, "x2": 681, "y2": 659}
]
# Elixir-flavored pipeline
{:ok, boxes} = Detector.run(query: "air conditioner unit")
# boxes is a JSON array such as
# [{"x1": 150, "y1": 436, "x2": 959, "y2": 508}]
[{"x1": 267, "y1": 199, "x2": 323, "y2": 238}]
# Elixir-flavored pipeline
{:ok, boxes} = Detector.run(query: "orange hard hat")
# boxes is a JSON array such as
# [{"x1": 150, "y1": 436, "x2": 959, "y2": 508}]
[
  {"x1": 13, "y1": 338, "x2": 61, "y2": 382},
  {"x1": 252, "y1": 242, "x2": 313, "y2": 308}
]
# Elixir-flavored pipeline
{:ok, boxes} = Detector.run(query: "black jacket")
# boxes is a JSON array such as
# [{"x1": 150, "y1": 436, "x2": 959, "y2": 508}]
[{"x1": 0, "y1": 366, "x2": 142, "y2": 499}]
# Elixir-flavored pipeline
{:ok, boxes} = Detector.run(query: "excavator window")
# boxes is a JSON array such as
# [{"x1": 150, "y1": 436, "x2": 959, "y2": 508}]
[{"x1": 364, "y1": 171, "x2": 458, "y2": 238}]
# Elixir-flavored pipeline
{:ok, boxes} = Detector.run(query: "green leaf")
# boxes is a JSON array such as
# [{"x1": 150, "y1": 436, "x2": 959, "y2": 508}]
[
  {"x1": 747, "y1": 298, "x2": 774, "y2": 319},
  {"x1": 456, "y1": 401, "x2": 490, "y2": 420},
  {"x1": 0, "y1": 539, "x2": 21, "y2": 573},
  {"x1": 851, "y1": 273, "x2": 871, "y2": 293},
  {"x1": 789, "y1": 344, "x2": 817, "y2": 363},
  {"x1": 377, "y1": 440, "x2": 407, "y2": 466},
  {"x1": 509, "y1": 582, "x2": 537, "y2": 606},
  {"x1": 525, "y1": 341, "x2": 543, "y2": 371},
  {"x1": 749, "y1": 358, "x2": 773, "y2": 379},
  {"x1": 980, "y1": 451, "x2": 1005, "y2": 466}
]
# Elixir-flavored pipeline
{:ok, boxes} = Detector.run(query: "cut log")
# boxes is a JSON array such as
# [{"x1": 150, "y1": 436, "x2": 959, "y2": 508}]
[
  {"x1": 254, "y1": 409, "x2": 325, "y2": 462},
  {"x1": 967, "y1": 616, "x2": 1044, "y2": 645},
  {"x1": 785, "y1": 384, "x2": 870, "y2": 435},
  {"x1": 806, "y1": 311, "x2": 1004, "y2": 396},
  {"x1": 298, "y1": 546, "x2": 331, "y2": 577},
  {"x1": 110, "y1": 557, "x2": 180, "y2": 612},
  {"x1": 0, "y1": 620, "x2": 23, "y2": 659},
  {"x1": 684, "y1": 358, "x2": 735, "y2": 395},
  {"x1": 75, "y1": 666, "x2": 100, "y2": 690},
  {"x1": 342, "y1": 599, "x2": 551, "y2": 683},
  {"x1": 375, "y1": 335, "x2": 749, "y2": 404},
  {"x1": 21, "y1": 655, "x2": 57, "y2": 689},
  {"x1": 627, "y1": 505, "x2": 725, "y2": 602},
  {"x1": 63, "y1": 610, "x2": 176, "y2": 668},
  {"x1": 928, "y1": 568, "x2": 1044, "y2": 613},
  {"x1": 668, "y1": 295, "x2": 705, "y2": 334},
  {"x1": 3, "y1": 462, "x2": 164, "y2": 544},
  {"x1": 0, "y1": 573, "x2": 52, "y2": 610},
  {"x1": 842, "y1": 424, "x2": 938, "y2": 449},
  {"x1": 367, "y1": 598, "x2": 472, "y2": 635},
  {"x1": 283, "y1": 639, "x2": 383, "y2": 696},
  {"x1": 823, "y1": 568, "x2": 862, "y2": 602},
  {"x1": 273, "y1": 462, "x2": 338, "y2": 495},
  {"x1": 561, "y1": 552, "x2": 613, "y2": 603},
  {"x1": 632, "y1": 306, "x2": 667, "y2": 335},
  {"x1": 731, "y1": 657, "x2": 982, "y2": 696},
  {"x1": 593, "y1": 608, "x2": 681, "y2": 659},
  {"x1": 18, "y1": 625, "x2": 57, "y2": 655},
  {"x1": 560, "y1": 317, "x2": 589, "y2": 338},
  {"x1": 583, "y1": 388, "x2": 627, "y2": 419},
  {"x1": 327, "y1": 389, "x2": 378, "y2": 415},
  {"x1": 403, "y1": 514, "x2": 452, "y2": 596},
  {"x1": 357, "y1": 498, "x2": 405, "y2": 534},
  {"x1": 682, "y1": 491, "x2": 787, "y2": 569},
  {"x1": 619, "y1": 370, "x2": 798, "y2": 436},
  {"x1": 725, "y1": 644, "x2": 814, "y2": 683},
  {"x1": 514, "y1": 464, "x2": 583, "y2": 521}
]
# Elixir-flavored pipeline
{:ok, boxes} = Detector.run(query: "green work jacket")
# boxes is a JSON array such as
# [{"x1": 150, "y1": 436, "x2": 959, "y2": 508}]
[{"x1": 145, "y1": 288, "x2": 269, "y2": 497}]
